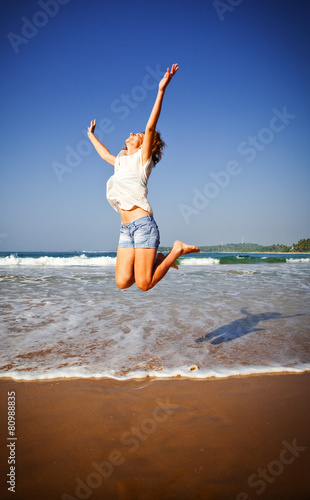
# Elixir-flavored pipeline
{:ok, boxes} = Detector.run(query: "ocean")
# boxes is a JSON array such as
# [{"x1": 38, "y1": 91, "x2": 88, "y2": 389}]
[{"x1": 0, "y1": 251, "x2": 309, "y2": 380}]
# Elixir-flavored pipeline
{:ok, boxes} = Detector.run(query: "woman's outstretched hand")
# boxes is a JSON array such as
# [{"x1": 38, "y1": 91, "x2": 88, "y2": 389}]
[
  {"x1": 158, "y1": 63, "x2": 179, "y2": 92},
  {"x1": 87, "y1": 119, "x2": 96, "y2": 137}
]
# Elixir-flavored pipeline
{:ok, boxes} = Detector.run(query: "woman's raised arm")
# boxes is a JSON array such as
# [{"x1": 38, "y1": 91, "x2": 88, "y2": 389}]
[
  {"x1": 141, "y1": 64, "x2": 179, "y2": 165},
  {"x1": 88, "y1": 119, "x2": 116, "y2": 166}
]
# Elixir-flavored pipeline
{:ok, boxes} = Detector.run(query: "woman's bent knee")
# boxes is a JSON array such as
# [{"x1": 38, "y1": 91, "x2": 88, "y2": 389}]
[
  {"x1": 115, "y1": 276, "x2": 134, "y2": 289},
  {"x1": 135, "y1": 279, "x2": 152, "y2": 292}
]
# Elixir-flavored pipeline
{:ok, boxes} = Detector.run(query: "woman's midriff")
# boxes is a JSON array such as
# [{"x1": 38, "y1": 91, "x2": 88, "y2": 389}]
[{"x1": 119, "y1": 206, "x2": 150, "y2": 224}]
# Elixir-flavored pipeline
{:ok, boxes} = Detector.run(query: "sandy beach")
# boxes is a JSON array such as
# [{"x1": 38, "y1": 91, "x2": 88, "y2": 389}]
[{"x1": 0, "y1": 373, "x2": 309, "y2": 500}]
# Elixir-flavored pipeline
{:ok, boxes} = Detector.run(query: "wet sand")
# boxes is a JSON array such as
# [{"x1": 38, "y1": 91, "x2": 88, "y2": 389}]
[{"x1": 0, "y1": 373, "x2": 310, "y2": 500}]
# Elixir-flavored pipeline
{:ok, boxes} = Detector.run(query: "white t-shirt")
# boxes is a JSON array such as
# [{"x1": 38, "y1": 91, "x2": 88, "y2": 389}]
[{"x1": 106, "y1": 149, "x2": 154, "y2": 214}]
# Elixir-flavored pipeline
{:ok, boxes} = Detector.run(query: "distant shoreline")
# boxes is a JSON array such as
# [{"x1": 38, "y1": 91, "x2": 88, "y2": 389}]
[
  {"x1": 160, "y1": 239, "x2": 310, "y2": 254},
  {"x1": 198, "y1": 251, "x2": 310, "y2": 255},
  {"x1": 1, "y1": 249, "x2": 310, "y2": 255},
  {"x1": 1, "y1": 250, "x2": 310, "y2": 255},
  {"x1": 159, "y1": 248, "x2": 310, "y2": 255}
]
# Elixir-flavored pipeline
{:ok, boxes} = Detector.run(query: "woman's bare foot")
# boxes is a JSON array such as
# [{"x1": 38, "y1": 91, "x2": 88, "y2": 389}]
[{"x1": 173, "y1": 240, "x2": 200, "y2": 256}]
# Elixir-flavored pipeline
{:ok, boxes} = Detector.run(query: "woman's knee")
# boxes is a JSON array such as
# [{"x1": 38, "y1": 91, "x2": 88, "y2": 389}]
[
  {"x1": 135, "y1": 278, "x2": 152, "y2": 291},
  {"x1": 115, "y1": 275, "x2": 134, "y2": 289}
]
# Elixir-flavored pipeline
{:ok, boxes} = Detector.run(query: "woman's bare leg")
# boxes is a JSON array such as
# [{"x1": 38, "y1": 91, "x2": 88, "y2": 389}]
[
  {"x1": 115, "y1": 249, "x2": 173, "y2": 290},
  {"x1": 115, "y1": 248, "x2": 135, "y2": 289},
  {"x1": 153, "y1": 252, "x2": 178, "y2": 270},
  {"x1": 134, "y1": 241, "x2": 200, "y2": 291}
]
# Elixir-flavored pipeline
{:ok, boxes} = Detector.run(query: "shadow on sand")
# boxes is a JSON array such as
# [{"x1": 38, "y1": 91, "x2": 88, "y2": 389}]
[{"x1": 196, "y1": 308, "x2": 305, "y2": 345}]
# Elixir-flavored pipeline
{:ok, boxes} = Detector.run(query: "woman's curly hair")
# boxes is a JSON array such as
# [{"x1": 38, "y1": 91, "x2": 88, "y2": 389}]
[
  {"x1": 123, "y1": 130, "x2": 166, "y2": 165},
  {"x1": 149, "y1": 130, "x2": 166, "y2": 165}
]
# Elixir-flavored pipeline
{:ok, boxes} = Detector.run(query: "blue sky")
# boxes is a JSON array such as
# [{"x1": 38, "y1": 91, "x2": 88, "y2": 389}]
[{"x1": 1, "y1": 0, "x2": 309, "y2": 251}]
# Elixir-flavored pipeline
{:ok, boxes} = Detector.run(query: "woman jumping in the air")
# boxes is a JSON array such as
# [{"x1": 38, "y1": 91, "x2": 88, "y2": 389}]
[{"x1": 87, "y1": 63, "x2": 199, "y2": 291}]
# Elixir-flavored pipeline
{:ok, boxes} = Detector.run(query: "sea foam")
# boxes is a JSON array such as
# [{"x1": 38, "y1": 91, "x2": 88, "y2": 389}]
[
  {"x1": 0, "y1": 254, "x2": 116, "y2": 267},
  {"x1": 1, "y1": 363, "x2": 309, "y2": 381},
  {"x1": 179, "y1": 257, "x2": 220, "y2": 265}
]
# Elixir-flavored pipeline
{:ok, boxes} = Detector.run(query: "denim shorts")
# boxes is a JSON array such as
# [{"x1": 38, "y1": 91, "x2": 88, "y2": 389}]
[{"x1": 118, "y1": 215, "x2": 160, "y2": 249}]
